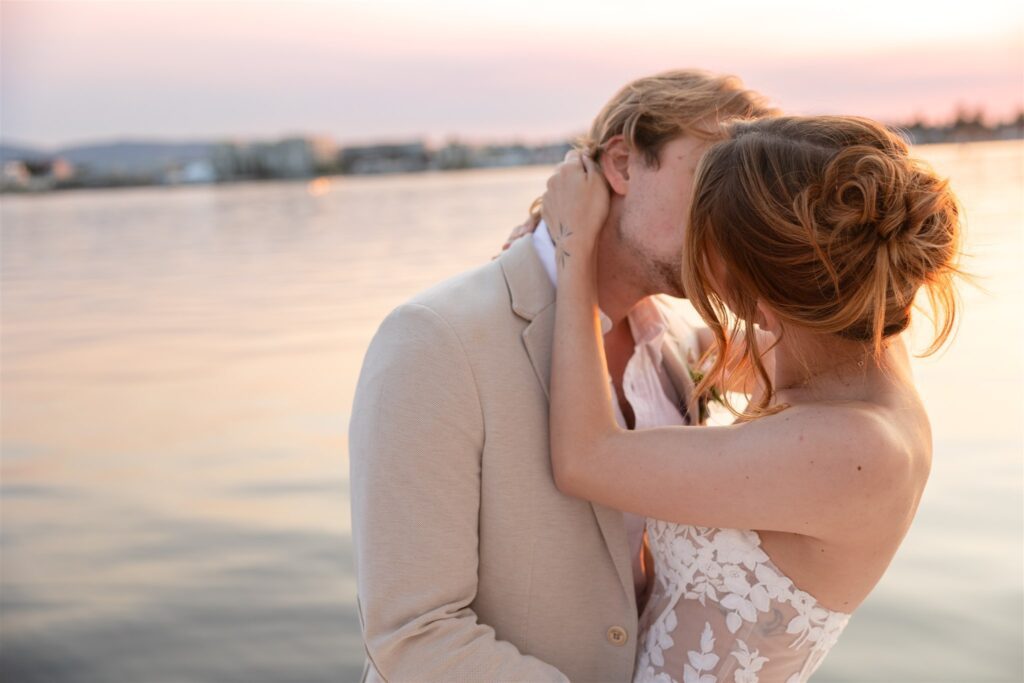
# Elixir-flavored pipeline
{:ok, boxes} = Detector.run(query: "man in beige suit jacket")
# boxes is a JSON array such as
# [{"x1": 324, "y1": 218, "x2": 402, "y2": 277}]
[{"x1": 349, "y1": 70, "x2": 775, "y2": 682}]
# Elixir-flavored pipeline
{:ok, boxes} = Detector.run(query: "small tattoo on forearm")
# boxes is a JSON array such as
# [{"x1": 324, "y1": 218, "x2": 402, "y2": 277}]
[{"x1": 554, "y1": 221, "x2": 573, "y2": 270}]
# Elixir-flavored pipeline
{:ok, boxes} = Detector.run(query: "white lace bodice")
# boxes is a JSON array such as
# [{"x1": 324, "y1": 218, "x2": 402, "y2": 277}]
[{"x1": 634, "y1": 520, "x2": 852, "y2": 683}]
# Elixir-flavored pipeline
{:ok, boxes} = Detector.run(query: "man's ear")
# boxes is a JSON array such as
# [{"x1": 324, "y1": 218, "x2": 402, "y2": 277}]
[{"x1": 600, "y1": 135, "x2": 631, "y2": 196}]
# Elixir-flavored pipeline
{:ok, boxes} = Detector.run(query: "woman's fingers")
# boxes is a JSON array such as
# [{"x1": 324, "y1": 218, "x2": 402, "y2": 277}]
[
  {"x1": 548, "y1": 153, "x2": 591, "y2": 192},
  {"x1": 558, "y1": 149, "x2": 589, "y2": 178},
  {"x1": 580, "y1": 154, "x2": 602, "y2": 184},
  {"x1": 539, "y1": 150, "x2": 610, "y2": 253}
]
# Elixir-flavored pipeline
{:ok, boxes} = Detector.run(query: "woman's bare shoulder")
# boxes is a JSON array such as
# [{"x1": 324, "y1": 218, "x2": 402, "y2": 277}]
[
  {"x1": 766, "y1": 401, "x2": 930, "y2": 530},
  {"x1": 775, "y1": 400, "x2": 924, "y2": 464}
]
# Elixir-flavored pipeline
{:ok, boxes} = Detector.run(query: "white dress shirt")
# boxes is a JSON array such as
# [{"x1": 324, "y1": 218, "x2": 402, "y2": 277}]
[{"x1": 532, "y1": 222, "x2": 689, "y2": 599}]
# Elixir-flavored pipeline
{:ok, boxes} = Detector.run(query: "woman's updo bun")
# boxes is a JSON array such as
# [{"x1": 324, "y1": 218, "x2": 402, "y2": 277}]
[
  {"x1": 821, "y1": 145, "x2": 910, "y2": 243},
  {"x1": 683, "y1": 115, "x2": 964, "y2": 419}
]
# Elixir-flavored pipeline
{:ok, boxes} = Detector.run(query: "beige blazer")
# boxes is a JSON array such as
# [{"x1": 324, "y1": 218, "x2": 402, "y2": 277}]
[{"x1": 349, "y1": 236, "x2": 700, "y2": 682}]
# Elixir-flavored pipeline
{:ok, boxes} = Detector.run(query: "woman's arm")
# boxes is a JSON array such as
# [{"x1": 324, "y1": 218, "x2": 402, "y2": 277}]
[{"x1": 544, "y1": 155, "x2": 905, "y2": 539}]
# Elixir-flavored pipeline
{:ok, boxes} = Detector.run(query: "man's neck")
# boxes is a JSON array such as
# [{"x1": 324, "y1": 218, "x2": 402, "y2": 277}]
[{"x1": 595, "y1": 218, "x2": 650, "y2": 328}]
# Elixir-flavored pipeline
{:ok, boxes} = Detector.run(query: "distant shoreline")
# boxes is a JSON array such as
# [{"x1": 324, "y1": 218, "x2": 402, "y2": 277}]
[{"x1": 2, "y1": 127, "x2": 1021, "y2": 195}]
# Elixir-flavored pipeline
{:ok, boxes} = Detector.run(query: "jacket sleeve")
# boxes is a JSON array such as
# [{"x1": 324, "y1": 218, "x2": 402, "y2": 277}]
[{"x1": 348, "y1": 302, "x2": 568, "y2": 682}]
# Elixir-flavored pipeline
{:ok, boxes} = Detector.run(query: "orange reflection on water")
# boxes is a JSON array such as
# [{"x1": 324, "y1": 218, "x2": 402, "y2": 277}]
[{"x1": 307, "y1": 176, "x2": 332, "y2": 197}]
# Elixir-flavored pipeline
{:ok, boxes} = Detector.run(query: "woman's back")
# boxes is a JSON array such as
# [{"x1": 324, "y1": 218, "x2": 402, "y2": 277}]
[
  {"x1": 757, "y1": 336, "x2": 932, "y2": 611},
  {"x1": 635, "y1": 522, "x2": 852, "y2": 683},
  {"x1": 633, "y1": 341, "x2": 932, "y2": 683}
]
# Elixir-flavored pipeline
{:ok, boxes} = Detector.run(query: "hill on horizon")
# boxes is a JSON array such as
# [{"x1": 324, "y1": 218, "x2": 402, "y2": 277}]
[{"x1": 0, "y1": 139, "x2": 217, "y2": 174}]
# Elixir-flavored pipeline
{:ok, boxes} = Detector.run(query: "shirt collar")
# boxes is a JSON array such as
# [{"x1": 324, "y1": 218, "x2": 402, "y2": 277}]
[
  {"x1": 628, "y1": 296, "x2": 670, "y2": 347},
  {"x1": 532, "y1": 220, "x2": 613, "y2": 334}
]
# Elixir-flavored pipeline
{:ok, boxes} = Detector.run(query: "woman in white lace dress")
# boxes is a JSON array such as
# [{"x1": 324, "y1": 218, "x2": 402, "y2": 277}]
[{"x1": 540, "y1": 115, "x2": 963, "y2": 682}]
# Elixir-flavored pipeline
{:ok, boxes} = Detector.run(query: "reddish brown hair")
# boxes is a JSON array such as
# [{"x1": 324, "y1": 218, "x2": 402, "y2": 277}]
[{"x1": 684, "y1": 115, "x2": 965, "y2": 418}]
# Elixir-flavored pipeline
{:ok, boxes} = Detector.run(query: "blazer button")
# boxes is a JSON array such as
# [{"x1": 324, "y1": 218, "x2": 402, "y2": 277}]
[{"x1": 607, "y1": 626, "x2": 628, "y2": 646}]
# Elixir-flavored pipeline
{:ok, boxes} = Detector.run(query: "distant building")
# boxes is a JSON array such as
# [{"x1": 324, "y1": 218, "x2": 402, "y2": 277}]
[
  {"x1": 259, "y1": 137, "x2": 319, "y2": 177},
  {"x1": 527, "y1": 142, "x2": 574, "y2": 165},
  {"x1": 434, "y1": 141, "x2": 473, "y2": 170},
  {"x1": 898, "y1": 109, "x2": 1024, "y2": 146},
  {"x1": 340, "y1": 142, "x2": 430, "y2": 174},
  {"x1": 163, "y1": 159, "x2": 217, "y2": 185},
  {"x1": 1, "y1": 160, "x2": 31, "y2": 190},
  {"x1": 212, "y1": 136, "x2": 338, "y2": 180},
  {"x1": 1, "y1": 157, "x2": 75, "y2": 191},
  {"x1": 431, "y1": 140, "x2": 573, "y2": 172},
  {"x1": 474, "y1": 144, "x2": 533, "y2": 168},
  {"x1": 996, "y1": 113, "x2": 1024, "y2": 140},
  {"x1": 307, "y1": 136, "x2": 339, "y2": 173}
]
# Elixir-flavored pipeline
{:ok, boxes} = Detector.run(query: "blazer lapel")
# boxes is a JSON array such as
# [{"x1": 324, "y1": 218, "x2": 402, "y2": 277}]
[
  {"x1": 590, "y1": 502, "x2": 637, "y2": 613},
  {"x1": 499, "y1": 237, "x2": 637, "y2": 613},
  {"x1": 521, "y1": 305, "x2": 555, "y2": 401},
  {"x1": 500, "y1": 237, "x2": 557, "y2": 399}
]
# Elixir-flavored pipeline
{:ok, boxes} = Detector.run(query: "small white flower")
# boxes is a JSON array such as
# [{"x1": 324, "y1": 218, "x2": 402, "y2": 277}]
[
  {"x1": 721, "y1": 564, "x2": 751, "y2": 596},
  {"x1": 754, "y1": 563, "x2": 792, "y2": 600},
  {"x1": 672, "y1": 536, "x2": 699, "y2": 564},
  {"x1": 713, "y1": 529, "x2": 768, "y2": 569},
  {"x1": 722, "y1": 592, "x2": 759, "y2": 625},
  {"x1": 748, "y1": 584, "x2": 770, "y2": 612},
  {"x1": 790, "y1": 589, "x2": 816, "y2": 612}
]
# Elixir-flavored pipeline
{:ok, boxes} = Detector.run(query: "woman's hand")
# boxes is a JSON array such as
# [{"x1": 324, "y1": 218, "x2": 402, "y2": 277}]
[{"x1": 541, "y1": 151, "x2": 610, "y2": 268}]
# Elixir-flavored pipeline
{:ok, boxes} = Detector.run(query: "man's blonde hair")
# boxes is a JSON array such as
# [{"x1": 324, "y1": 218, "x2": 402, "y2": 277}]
[
  {"x1": 530, "y1": 69, "x2": 778, "y2": 218},
  {"x1": 580, "y1": 68, "x2": 779, "y2": 166}
]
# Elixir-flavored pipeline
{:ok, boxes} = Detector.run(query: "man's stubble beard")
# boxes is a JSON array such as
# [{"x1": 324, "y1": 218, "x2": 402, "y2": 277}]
[{"x1": 615, "y1": 218, "x2": 687, "y2": 299}]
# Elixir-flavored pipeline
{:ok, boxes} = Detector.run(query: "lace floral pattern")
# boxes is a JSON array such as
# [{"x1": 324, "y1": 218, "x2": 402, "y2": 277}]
[{"x1": 634, "y1": 521, "x2": 852, "y2": 683}]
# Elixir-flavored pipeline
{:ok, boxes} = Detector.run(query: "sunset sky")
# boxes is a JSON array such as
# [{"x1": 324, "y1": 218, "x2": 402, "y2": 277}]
[{"x1": 2, "y1": 0, "x2": 1022, "y2": 149}]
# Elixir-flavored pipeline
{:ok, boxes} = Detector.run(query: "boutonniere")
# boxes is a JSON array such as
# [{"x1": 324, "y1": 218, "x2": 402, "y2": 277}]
[{"x1": 688, "y1": 366, "x2": 725, "y2": 425}]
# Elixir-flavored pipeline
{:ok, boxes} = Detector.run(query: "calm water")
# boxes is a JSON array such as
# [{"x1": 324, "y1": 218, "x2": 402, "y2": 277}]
[{"x1": 2, "y1": 141, "x2": 1022, "y2": 682}]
